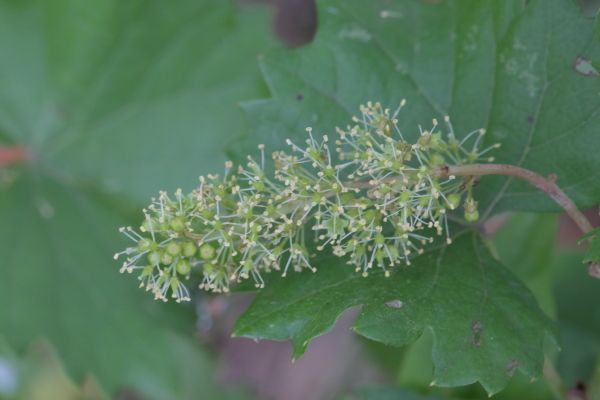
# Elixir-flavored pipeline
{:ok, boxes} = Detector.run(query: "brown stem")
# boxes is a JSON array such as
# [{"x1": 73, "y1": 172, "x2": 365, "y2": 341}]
[
  {"x1": 442, "y1": 164, "x2": 593, "y2": 233},
  {"x1": 440, "y1": 163, "x2": 599, "y2": 278}
]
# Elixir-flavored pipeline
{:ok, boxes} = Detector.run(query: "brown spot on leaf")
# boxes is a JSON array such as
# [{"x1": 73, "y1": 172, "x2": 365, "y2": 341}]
[{"x1": 471, "y1": 320, "x2": 483, "y2": 347}]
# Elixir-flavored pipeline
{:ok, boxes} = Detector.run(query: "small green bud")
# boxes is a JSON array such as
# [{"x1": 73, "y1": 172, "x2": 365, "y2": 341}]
[
  {"x1": 463, "y1": 197, "x2": 479, "y2": 222},
  {"x1": 170, "y1": 217, "x2": 186, "y2": 232},
  {"x1": 203, "y1": 263, "x2": 216, "y2": 275},
  {"x1": 417, "y1": 133, "x2": 431, "y2": 147},
  {"x1": 464, "y1": 209, "x2": 479, "y2": 223},
  {"x1": 166, "y1": 241, "x2": 182, "y2": 256},
  {"x1": 447, "y1": 193, "x2": 461, "y2": 210},
  {"x1": 160, "y1": 252, "x2": 174, "y2": 265},
  {"x1": 199, "y1": 243, "x2": 216, "y2": 260},
  {"x1": 429, "y1": 153, "x2": 445, "y2": 166},
  {"x1": 242, "y1": 259, "x2": 253, "y2": 272},
  {"x1": 147, "y1": 252, "x2": 161, "y2": 265},
  {"x1": 182, "y1": 241, "x2": 197, "y2": 257},
  {"x1": 399, "y1": 191, "x2": 411, "y2": 203},
  {"x1": 375, "y1": 233, "x2": 385, "y2": 245},
  {"x1": 137, "y1": 239, "x2": 155, "y2": 252},
  {"x1": 176, "y1": 259, "x2": 191, "y2": 275},
  {"x1": 141, "y1": 265, "x2": 154, "y2": 277}
]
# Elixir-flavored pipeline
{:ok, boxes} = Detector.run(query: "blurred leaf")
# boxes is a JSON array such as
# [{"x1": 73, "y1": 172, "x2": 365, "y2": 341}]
[
  {"x1": 492, "y1": 213, "x2": 558, "y2": 315},
  {"x1": 0, "y1": 0, "x2": 273, "y2": 202},
  {"x1": 553, "y1": 252, "x2": 600, "y2": 387},
  {"x1": 578, "y1": 226, "x2": 600, "y2": 265},
  {"x1": 0, "y1": 338, "x2": 108, "y2": 400},
  {"x1": 232, "y1": 0, "x2": 600, "y2": 215},
  {"x1": 0, "y1": 174, "x2": 249, "y2": 399},
  {"x1": 0, "y1": 0, "x2": 271, "y2": 397},
  {"x1": 234, "y1": 232, "x2": 554, "y2": 395}
]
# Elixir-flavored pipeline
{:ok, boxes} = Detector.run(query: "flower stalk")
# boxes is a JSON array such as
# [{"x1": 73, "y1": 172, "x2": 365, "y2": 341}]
[{"x1": 114, "y1": 100, "x2": 597, "y2": 302}]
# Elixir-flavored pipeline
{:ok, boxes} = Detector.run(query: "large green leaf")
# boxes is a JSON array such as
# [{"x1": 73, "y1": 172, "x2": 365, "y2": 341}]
[
  {"x1": 234, "y1": 232, "x2": 554, "y2": 395},
  {"x1": 0, "y1": 0, "x2": 271, "y2": 397},
  {"x1": 232, "y1": 0, "x2": 600, "y2": 216},
  {"x1": 579, "y1": 226, "x2": 600, "y2": 265},
  {"x1": 492, "y1": 213, "x2": 558, "y2": 316},
  {"x1": 0, "y1": 0, "x2": 272, "y2": 202},
  {"x1": 0, "y1": 173, "x2": 249, "y2": 399},
  {"x1": 553, "y1": 252, "x2": 600, "y2": 386}
]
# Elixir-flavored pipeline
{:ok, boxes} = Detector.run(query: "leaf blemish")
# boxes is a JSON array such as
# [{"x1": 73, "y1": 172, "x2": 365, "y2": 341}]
[
  {"x1": 471, "y1": 320, "x2": 483, "y2": 347},
  {"x1": 572, "y1": 56, "x2": 600, "y2": 77},
  {"x1": 506, "y1": 359, "x2": 519, "y2": 377},
  {"x1": 385, "y1": 299, "x2": 404, "y2": 309},
  {"x1": 338, "y1": 25, "x2": 372, "y2": 42}
]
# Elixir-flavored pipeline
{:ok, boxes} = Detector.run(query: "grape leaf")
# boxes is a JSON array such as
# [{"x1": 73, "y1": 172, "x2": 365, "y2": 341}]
[
  {"x1": 232, "y1": 0, "x2": 600, "y2": 216},
  {"x1": 233, "y1": 232, "x2": 554, "y2": 395},
  {"x1": 0, "y1": 0, "x2": 272, "y2": 202},
  {"x1": 579, "y1": 227, "x2": 600, "y2": 265},
  {"x1": 553, "y1": 252, "x2": 600, "y2": 386},
  {"x1": 0, "y1": 0, "x2": 270, "y2": 397},
  {"x1": 493, "y1": 213, "x2": 558, "y2": 316},
  {"x1": 0, "y1": 174, "x2": 249, "y2": 399},
  {"x1": 0, "y1": 338, "x2": 108, "y2": 400}
]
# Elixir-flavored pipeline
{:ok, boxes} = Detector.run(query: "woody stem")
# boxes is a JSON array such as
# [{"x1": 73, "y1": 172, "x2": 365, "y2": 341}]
[{"x1": 441, "y1": 163, "x2": 599, "y2": 278}]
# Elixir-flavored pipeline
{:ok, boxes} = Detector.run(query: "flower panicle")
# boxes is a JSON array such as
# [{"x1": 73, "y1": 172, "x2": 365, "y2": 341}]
[{"x1": 115, "y1": 100, "x2": 499, "y2": 301}]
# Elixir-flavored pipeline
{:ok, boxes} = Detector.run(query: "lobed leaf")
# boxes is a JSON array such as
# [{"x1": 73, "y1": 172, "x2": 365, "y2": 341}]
[
  {"x1": 234, "y1": 232, "x2": 554, "y2": 395},
  {"x1": 0, "y1": 0, "x2": 270, "y2": 397},
  {"x1": 232, "y1": 0, "x2": 600, "y2": 216}
]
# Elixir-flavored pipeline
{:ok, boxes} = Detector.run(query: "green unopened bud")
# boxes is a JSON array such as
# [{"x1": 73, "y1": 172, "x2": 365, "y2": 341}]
[
  {"x1": 176, "y1": 259, "x2": 191, "y2": 275},
  {"x1": 182, "y1": 241, "x2": 197, "y2": 257},
  {"x1": 170, "y1": 217, "x2": 186, "y2": 232},
  {"x1": 463, "y1": 197, "x2": 479, "y2": 222},
  {"x1": 147, "y1": 252, "x2": 161, "y2": 265},
  {"x1": 199, "y1": 243, "x2": 216, "y2": 260},
  {"x1": 429, "y1": 153, "x2": 445, "y2": 166},
  {"x1": 166, "y1": 241, "x2": 181, "y2": 256},
  {"x1": 137, "y1": 239, "x2": 156, "y2": 252},
  {"x1": 447, "y1": 193, "x2": 461, "y2": 210},
  {"x1": 160, "y1": 252, "x2": 174, "y2": 265},
  {"x1": 464, "y1": 209, "x2": 479, "y2": 223}
]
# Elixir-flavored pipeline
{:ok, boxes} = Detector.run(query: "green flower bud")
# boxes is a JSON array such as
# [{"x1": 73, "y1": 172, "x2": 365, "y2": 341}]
[
  {"x1": 166, "y1": 241, "x2": 182, "y2": 256},
  {"x1": 464, "y1": 209, "x2": 479, "y2": 223},
  {"x1": 176, "y1": 259, "x2": 191, "y2": 275},
  {"x1": 182, "y1": 241, "x2": 197, "y2": 257},
  {"x1": 137, "y1": 238, "x2": 156, "y2": 252},
  {"x1": 147, "y1": 252, "x2": 161, "y2": 266},
  {"x1": 447, "y1": 193, "x2": 461, "y2": 210},
  {"x1": 170, "y1": 217, "x2": 186, "y2": 232},
  {"x1": 160, "y1": 252, "x2": 174, "y2": 265},
  {"x1": 199, "y1": 243, "x2": 216, "y2": 260}
]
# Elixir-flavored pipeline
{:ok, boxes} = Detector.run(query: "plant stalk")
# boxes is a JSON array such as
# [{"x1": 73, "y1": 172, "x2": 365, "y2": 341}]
[{"x1": 440, "y1": 163, "x2": 599, "y2": 278}]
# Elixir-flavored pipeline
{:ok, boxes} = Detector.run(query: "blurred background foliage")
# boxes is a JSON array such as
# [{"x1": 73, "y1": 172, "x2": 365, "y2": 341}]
[{"x1": 0, "y1": 1, "x2": 599, "y2": 400}]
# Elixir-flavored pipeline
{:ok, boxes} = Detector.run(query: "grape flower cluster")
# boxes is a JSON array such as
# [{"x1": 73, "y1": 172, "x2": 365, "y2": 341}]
[{"x1": 114, "y1": 101, "x2": 500, "y2": 302}]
